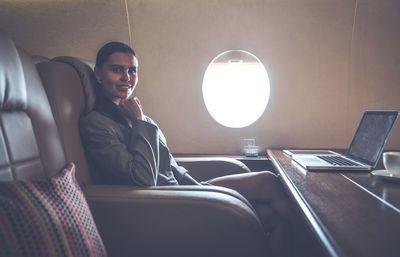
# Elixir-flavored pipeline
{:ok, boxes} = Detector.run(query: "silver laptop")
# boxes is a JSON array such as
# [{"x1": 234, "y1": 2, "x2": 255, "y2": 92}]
[{"x1": 292, "y1": 110, "x2": 398, "y2": 171}]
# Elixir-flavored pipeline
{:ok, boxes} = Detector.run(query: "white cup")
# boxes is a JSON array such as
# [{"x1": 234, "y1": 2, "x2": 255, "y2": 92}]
[{"x1": 383, "y1": 152, "x2": 400, "y2": 174}]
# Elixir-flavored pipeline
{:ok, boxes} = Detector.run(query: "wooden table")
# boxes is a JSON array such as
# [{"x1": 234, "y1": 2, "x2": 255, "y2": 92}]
[{"x1": 267, "y1": 149, "x2": 400, "y2": 257}]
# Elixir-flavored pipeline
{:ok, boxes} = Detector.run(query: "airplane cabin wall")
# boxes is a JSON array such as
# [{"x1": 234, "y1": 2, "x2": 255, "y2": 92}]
[{"x1": 0, "y1": 0, "x2": 399, "y2": 154}]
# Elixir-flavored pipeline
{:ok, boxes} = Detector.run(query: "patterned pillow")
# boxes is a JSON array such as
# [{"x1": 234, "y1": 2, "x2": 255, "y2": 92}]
[{"x1": 0, "y1": 163, "x2": 107, "y2": 257}]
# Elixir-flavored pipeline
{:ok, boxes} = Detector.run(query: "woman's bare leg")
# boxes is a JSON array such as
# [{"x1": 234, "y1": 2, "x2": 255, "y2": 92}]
[
  {"x1": 208, "y1": 171, "x2": 298, "y2": 257},
  {"x1": 257, "y1": 204, "x2": 292, "y2": 257},
  {"x1": 209, "y1": 171, "x2": 297, "y2": 223}
]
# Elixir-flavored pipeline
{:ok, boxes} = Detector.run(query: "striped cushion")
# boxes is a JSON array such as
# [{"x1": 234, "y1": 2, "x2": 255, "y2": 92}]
[{"x1": 0, "y1": 163, "x2": 107, "y2": 257}]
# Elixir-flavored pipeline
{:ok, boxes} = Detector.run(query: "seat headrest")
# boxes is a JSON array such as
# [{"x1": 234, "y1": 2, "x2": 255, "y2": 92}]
[
  {"x1": 0, "y1": 31, "x2": 27, "y2": 111},
  {"x1": 52, "y1": 56, "x2": 98, "y2": 114},
  {"x1": 0, "y1": 30, "x2": 67, "y2": 180}
]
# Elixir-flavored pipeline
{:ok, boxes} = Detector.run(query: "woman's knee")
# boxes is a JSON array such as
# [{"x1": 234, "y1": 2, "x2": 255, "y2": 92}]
[
  {"x1": 255, "y1": 171, "x2": 281, "y2": 188},
  {"x1": 250, "y1": 171, "x2": 288, "y2": 202},
  {"x1": 209, "y1": 171, "x2": 282, "y2": 200}
]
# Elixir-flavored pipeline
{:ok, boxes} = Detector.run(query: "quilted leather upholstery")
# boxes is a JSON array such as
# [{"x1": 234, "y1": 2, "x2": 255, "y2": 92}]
[{"x1": 0, "y1": 30, "x2": 65, "y2": 181}]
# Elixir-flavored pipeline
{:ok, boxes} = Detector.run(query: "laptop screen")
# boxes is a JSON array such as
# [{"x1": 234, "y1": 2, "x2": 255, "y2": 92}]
[{"x1": 346, "y1": 110, "x2": 398, "y2": 167}]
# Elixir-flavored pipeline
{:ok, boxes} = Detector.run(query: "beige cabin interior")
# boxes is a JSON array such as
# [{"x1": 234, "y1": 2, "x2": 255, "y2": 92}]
[
  {"x1": 1, "y1": 0, "x2": 399, "y2": 155},
  {"x1": 1, "y1": 1, "x2": 400, "y2": 257}
]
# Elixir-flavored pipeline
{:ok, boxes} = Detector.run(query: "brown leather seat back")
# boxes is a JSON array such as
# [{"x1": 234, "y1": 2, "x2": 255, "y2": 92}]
[
  {"x1": 36, "y1": 56, "x2": 99, "y2": 185},
  {"x1": 0, "y1": 31, "x2": 66, "y2": 181}
]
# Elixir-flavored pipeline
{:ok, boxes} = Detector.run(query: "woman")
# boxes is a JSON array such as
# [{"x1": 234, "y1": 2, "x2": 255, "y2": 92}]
[{"x1": 80, "y1": 42, "x2": 299, "y2": 257}]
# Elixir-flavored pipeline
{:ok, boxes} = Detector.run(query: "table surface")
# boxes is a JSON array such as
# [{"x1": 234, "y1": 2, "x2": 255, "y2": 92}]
[{"x1": 267, "y1": 149, "x2": 400, "y2": 257}]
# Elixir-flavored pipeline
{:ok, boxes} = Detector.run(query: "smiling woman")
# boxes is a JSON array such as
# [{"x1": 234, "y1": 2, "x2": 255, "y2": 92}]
[{"x1": 202, "y1": 50, "x2": 270, "y2": 128}]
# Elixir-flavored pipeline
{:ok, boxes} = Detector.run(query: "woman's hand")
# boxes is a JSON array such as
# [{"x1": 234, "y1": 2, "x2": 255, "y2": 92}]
[{"x1": 119, "y1": 96, "x2": 143, "y2": 120}]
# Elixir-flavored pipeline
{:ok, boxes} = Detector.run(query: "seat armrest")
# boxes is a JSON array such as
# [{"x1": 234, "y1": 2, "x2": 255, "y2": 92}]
[
  {"x1": 83, "y1": 185, "x2": 266, "y2": 257},
  {"x1": 175, "y1": 157, "x2": 251, "y2": 181}
]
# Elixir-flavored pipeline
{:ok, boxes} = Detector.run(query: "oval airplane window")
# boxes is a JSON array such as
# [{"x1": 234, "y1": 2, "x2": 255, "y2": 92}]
[{"x1": 202, "y1": 50, "x2": 270, "y2": 128}]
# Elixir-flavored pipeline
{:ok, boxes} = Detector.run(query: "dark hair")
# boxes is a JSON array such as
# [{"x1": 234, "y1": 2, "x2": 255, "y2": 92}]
[{"x1": 95, "y1": 41, "x2": 136, "y2": 67}]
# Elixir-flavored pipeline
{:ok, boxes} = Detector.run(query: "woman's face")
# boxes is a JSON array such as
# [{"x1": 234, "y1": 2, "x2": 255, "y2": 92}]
[{"x1": 95, "y1": 52, "x2": 138, "y2": 104}]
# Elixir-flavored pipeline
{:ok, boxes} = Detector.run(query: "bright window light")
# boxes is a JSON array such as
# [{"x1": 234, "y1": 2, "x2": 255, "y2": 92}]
[{"x1": 202, "y1": 50, "x2": 270, "y2": 128}]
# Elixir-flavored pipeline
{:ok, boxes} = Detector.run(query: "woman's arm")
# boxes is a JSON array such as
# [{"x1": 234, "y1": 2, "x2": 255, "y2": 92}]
[{"x1": 79, "y1": 112, "x2": 162, "y2": 186}]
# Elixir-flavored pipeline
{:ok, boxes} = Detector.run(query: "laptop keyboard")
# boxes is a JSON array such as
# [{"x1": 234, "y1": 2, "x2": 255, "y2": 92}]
[{"x1": 317, "y1": 155, "x2": 362, "y2": 166}]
